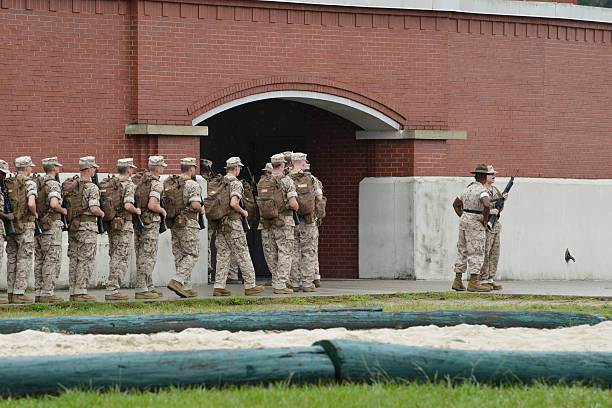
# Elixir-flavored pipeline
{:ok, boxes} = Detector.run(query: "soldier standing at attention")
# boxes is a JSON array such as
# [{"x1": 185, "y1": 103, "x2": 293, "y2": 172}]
[
  {"x1": 133, "y1": 156, "x2": 167, "y2": 299},
  {"x1": 260, "y1": 162, "x2": 274, "y2": 287},
  {"x1": 258, "y1": 154, "x2": 299, "y2": 294},
  {"x1": 212, "y1": 157, "x2": 264, "y2": 297},
  {"x1": 34, "y1": 157, "x2": 68, "y2": 303},
  {"x1": 5, "y1": 156, "x2": 38, "y2": 304},
  {"x1": 451, "y1": 163, "x2": 496, "y2": 293},
  {"x1": 305, "y1": 162, "x2": 324, "y2": 288},
  {"x1": 479, "y1": 165, "x2": 508, "y2": 290},
  {"x1": 105, "y1": 158, "x2": 141, "y2": 301},
  {"x1": 0, "y1": 160, "x2": 13, "y2": 304},
  {"x1": 288, "y1": 153, "x2": 323, "y2": 292},
  {"x1": 67, "y1": 156, "x2": 104, "y2": 302},
  {"x1": 166, "y1": 158, "x2": 205, "y2": 298}
]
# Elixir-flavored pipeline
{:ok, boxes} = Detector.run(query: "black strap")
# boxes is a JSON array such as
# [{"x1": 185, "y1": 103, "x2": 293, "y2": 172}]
[{"x1": 463, "y1": 209, "x2": 482, "y2": 215}]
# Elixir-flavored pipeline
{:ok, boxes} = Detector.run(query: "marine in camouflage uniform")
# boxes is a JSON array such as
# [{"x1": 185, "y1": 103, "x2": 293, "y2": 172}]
[
  {"x1": 0, "y1": 160, "x2": 12, "y2": 304},
  {"x1": 259, "y1": 154, "x2": 298, "y2": 294},
  {"x1": 306, "y1": 163, "x2": 324, "y2": 287},
  {"x1": 34, "y1": 157, "x2": 67, "y2": 303},
  {"x1": 480, "y1": 167, "x2": 507, "y2": 290},
  {"x1": 167, "y1": 157, "x2": 204, "y2": 298},
  {"x1": 134, "y1": 156, "x2": 167, "y2": 299},
  {"x1": 105, "y1": 158, "x2": 140, "y2": 301},
  {"x1": 451, "y1": 164, "x2": 494, "y2": 293},
  {"x1": 6, "y1": 156, "x2": 38, "y2": 304},
  {"x1": 212, "y1": 157, "x2": 263, "y2": 296},
  {"x1": 67, "y1": 156, "x2": 104, "y2": 302},
  {"x1": 288, "y1": 153, "x2": 323, "y2": 292}
]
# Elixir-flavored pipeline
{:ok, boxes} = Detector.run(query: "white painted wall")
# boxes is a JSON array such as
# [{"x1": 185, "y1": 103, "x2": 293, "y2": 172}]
[
  {"x1": 0, "y1": 174, "x2": 209, "y2": 290},
  {"x1": 360, "y1": 177, "x2": 612, "y2": 280}
]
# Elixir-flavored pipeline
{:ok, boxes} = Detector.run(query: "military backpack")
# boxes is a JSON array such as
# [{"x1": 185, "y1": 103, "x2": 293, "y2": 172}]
[
  {"x1": 98, "y1": 176, "x2": 123, "y2": 222},
  {"x1": 162, "y1": 175, "x2": 186, "y2": 221},
  {"x1": 32, "y1": 175, "x2": 60, "y2": 231},
  {"x1": 290, "y1": 172, "x2": 315, "y2": 216},
  {"x1": 132, "y1": 172, "x2": 154, "y2": 224},
  {"x1": 4, "y1": 175, "x2": 35, "y2": 233},
  {"x1": 203, "y1": 175, "x2": 232, "y2": 222},
  {"x1": 61, "y1": 176, "x2": 86, "y2": 224},
  {"x1": 256, "y1": 174, "x2": 285, "y2": 220}
]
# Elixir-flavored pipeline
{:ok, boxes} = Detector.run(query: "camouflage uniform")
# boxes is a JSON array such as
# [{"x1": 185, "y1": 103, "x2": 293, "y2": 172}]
[
  {"x1": 134, "y1": 174, "x2": 163, "y2": 293},
  {"x1": 0, "y1": 186, "x2": 5, "y2": 285},
  {"x1": 170, "y1": 174, "x2": 201, "y2": 290},
  {"x1": 33, "y1": 175, "x2": 63, "y2": 297},
  {"x1": 260, "y1": 173, "x2": 297, "y2": 290},
  {"x1": 106, "y1": 175, "x2": 136, "y2": 294},
  {"x1": 312, "y1": 175, "x2": 323, "y2": 281},
  {"x1": 480, "y1": 185, "x2": 502, "y2": 282},
  {"x1": 214, "y1": 174, "x2": 257, "y2": 290},
  {"x1": 453, "y1": 181, "x2": 488, "y2": 278},
  {"x1": 67, "y1": 178, "x2": 99, "y2": 295},
  {"x1": 6, "y1": 175, "x2": 37, "y2": 296},
  {"x1": 289, "y1": 170, "x2": 323, "y2": 288}
]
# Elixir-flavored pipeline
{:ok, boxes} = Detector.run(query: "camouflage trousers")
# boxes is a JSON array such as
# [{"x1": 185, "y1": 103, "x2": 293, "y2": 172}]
[
  {"x1": 171, "y1": 226, "x2": 200, "y2": 290},
  {"x1": 209, "y1": 229, "x2": 239, "y2": 280},
  {"x1": 313, "y1": 225, "x2": 320, "y2": 280},
  {"x1": 480, "y1": 224, "x2": 501, "y2": 282},
  {"x1": 214, "y1": 220, "x2": 256, "y2": 289},
  {"x1": 261, "y1": 225, "x2": 294, "y2": 290},
  {"x1": 106, "y1": 228, "x2": 133, "y2": 294},
  {"x1": 34, "y1": 223, "x2": 62, "y2": 296},
  {"x1": 67, "y1": 223, "x2": 97, "y2": 295},
  {"x1": 6, "y1": 223, "x2": 35, "y2": 295},
  {"x1": 134, "y1": 221, "x2": 160, "y2": 293},
  {"x1": 453, "y1": 226, "x2": 486, "y2": 278},
  {"x1": 290, "y1": 222, "x2": 317, "y2": 288}
]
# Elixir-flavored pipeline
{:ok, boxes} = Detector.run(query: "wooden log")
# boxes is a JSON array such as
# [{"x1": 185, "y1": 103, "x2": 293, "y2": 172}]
[
  {"x1": 0, "y1": 309, "x2": 605, "y2": 335},
  {"x1": 0, "y1": 346, "x2": 335, "y2": 396},
  {"x1": 315, "y1": 339, "x2": 612, "y2": 387}
]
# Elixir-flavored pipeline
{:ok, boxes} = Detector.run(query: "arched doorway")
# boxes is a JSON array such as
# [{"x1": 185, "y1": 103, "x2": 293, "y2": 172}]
[{"x1": 196, "y1": 91, "x2": 402, "y2": 279}]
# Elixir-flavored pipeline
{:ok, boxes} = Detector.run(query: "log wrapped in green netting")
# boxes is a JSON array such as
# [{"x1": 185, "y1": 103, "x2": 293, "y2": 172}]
[
  {"x1": 315, "y1": 339, "x2": 612, "y2": 387},
  {"x1": 0, "y1": 346, "x2": 334, "y2": 396},
  {"x1": 0, "y1": 308, "x2": 605, "y2": 335}
]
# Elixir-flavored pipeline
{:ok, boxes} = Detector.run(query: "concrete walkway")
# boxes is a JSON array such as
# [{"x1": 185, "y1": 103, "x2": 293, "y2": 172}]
[{"x1": 34, "y1": 279, "x2": 612, "y2": 302}]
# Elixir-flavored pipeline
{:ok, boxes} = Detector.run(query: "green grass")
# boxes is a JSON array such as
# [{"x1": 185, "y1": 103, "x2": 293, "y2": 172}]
[
  {"x1": 0, "y1": 292, "x2": 609, "y2": 318},
  {"x1": 1, "y1": 382, "x2": 610, "y2": 407}
]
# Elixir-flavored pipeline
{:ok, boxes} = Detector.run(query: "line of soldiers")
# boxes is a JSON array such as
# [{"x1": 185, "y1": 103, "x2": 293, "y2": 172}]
[
  {"x1": 0, "y1": 155, "x2": 207, "y2": 303},
  {"x1": 451, "y1": 164, "x2": 508, "y2": 292},
  {"x1": 201, "y1": 152, "x2": 325, "y2": 296}
]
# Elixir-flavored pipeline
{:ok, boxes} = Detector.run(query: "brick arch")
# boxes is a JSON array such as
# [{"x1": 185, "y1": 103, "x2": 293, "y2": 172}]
[{"x1": 186, "y1": 76, "x2": 407, "y2": 128}]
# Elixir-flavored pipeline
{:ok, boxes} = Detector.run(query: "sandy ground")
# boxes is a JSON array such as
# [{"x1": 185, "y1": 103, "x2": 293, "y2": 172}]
[{"x1": 0, "y1": 322, "x2": 610, "y2": 357}]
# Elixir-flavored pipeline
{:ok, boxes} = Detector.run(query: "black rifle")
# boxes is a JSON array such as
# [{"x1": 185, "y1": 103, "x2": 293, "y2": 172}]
[
  {"x1": 487, "y1": 169, "x2": 519, "y2": 231},
  {"x1": 91, "y1": 170, "x2": 105, "y2": 234},
  {"x1": 159, "y1": 197, "x2": 168, "y2": 234},
  {"x1": 0, "y1": 180, "x2": 15, "y2": 236},
  {"x1": 245, "y1": 166, "x2": 260, "y2": 228},
  {"x1": 238, "y1": 198, "x2": 250, "y2": 232},
  {"x1": 33, "y1": 218, "x2": 42, "y2": 236},
  {"x1": 132, "y1": 198, "x2": 145, "y2": 231},
  {"x1": 55, "y1": 174, "x2": 69, "y2": 231},
  {"x1": 293, "y1": 210, "x2": 300, "y2": 226},
  {"x1": 192, "y1": 176, "x2": 206, "y2": 230}
]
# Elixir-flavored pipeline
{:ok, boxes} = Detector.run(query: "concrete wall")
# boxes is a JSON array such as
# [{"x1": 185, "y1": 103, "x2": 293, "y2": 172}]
[
  {"x1": 0, "y1": 175, "x2": 209, "y2": 290},
  {"x1": 359, "y1": 176, "x2": 610, "y2": 280}
]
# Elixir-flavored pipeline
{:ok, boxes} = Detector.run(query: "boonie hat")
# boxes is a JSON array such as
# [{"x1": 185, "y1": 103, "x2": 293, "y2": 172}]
[
  {"x1": 15, "y1": 156, "x2": 35, "y2": 168},
  {"x1": 117, "y1": 158, "x2": 137, "y2": 169},
  {"x1": 271, "y1": 153, "x2": 285, "y2": 165},
  {"x1": 291, "y1": 152, "x2": 307, "y2": 162},
  {"x1": 0, "y1": 160, "x2": 9, "y2": 174},
  {"x1": 200, "y1": 159, "x2": 213, "y2": 168},
  {"x1": 262, "y1": 163, "x2": 273, "y2": 172},
  {"x1": 42, "y1": 157, "x2": 63, "y2": 167},
  {"x1": 470, "y1": 163, "x2": 496, "y2": 175},
  {"x1": 148, "y1": 156, "x2": 168, "y2": 167},
  {"x1": 225, "y1": 157, "x2": 244, "y2": 168},
  {"x1": 79, "y1": 156, "x2": 99, "y2": 170},
  {"x1": 180, "y1": 157, "x2": 197, "y2": 167}
]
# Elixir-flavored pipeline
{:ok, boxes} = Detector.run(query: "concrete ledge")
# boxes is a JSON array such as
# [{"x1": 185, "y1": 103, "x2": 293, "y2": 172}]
[
  {"x1": 356, "y1": 129, "x2": 467, "y2": 140},
  {"x1": 125, "y1": 124, "x2": 208, "y2": 137}
]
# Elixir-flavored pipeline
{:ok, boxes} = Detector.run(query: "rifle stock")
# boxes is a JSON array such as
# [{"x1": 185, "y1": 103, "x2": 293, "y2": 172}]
[
  {"x1": 487, "y1": 169, "x2": 519, "y2": 231},
  {"x1": 91, "y1": 171, "x2": 105, "y2": 234},
  {"x1": 0, "y1": 180, "x2": 15, "y2": 236},
  {"x1": 55, "y1": 174, "x2": 69, "y2": 231},
  {"x1": 159, "y1": 198, "x2": 168, "y2": 234},
  {"x1": 245, "y1": 166, "x2": 259, "y2": 228},
  {"x1": 238, "y1": 198, "x2": 250, "y2": 232}
]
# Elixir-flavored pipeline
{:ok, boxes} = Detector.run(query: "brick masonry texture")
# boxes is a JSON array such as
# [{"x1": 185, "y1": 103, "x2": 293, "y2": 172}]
[{"x1": 1, "y1": 0, "x2": 611, "y2": 277}]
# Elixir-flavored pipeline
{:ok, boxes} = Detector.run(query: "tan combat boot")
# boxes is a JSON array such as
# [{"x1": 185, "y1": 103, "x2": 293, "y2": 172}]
[
  {"x1": 7, "y1": 293, "x2": 12, "y2": 303},
  {"x1": 105, "y1": 292, "x2": 129, "y2": 301},
  {"x1": 302, "y1": 284, "x2": 316, "y2": 292},
  {"x1": 184, "y1": 289, "x2": 198, "y2": 297},
  {"x1": 38, "y1": 295, "x2": 64, "y2": 303},
  {"x1": 467, "y1": 275, "x2": 492, "y2": 292},
  {"x1": 48, "y1": 295, "x2": 64, "y2": 303},
  {"x1": 213, "y1": 288, "x2": 231, "y2": 297},
  {"x1": 226, "y1": 278, "x2": 240, "y2": 284},
  {"x1": 488, "y1": 282, "x2": 503, "y2": 290},
  {"x1": 244, "y1": 285, "x2": 264, "y2": 296},
  {"x1": 286, "y1": 284, "x2": 301, "y2": 292},
  {"x1": 167, "y1": 279, "x2": 188, "y2": 298},
  {"x1": 135, "y1": 291, "x2": 158, "y2": 300},
  {"x1": 313, "y1": 279, "x2": 321, "y2": 288},
  {"x1": 0, "y1": 296, "x2": 8, "y2": 304},
  {"x1": 11, "y1": 294, "x2": 34, "y2": 304},
  {"x1": 72, "y1": 294, "x2": 97, "y2": 302},
  {"x1": 150, "y1": 289, "x2": 163, "y2": 297},
  {"x1": 452, "y1": 273, "x2": 466, "y2": 291},
  {"x1": 263, "y1": 280, "x2": 272, "y2": 286},
  {"x1": 273, "y1": 287, "x2": 293, "y2": 294}
]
